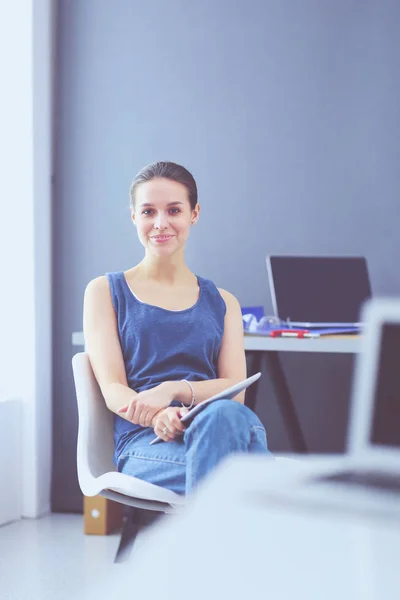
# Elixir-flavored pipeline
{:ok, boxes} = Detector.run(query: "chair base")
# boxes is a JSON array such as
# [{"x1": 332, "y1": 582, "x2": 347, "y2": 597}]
[{"x1": 115, "y1": 507, "x2": 164, "y2": 563}]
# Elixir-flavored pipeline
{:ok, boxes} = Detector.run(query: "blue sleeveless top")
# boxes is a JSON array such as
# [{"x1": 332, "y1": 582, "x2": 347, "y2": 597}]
[{"x1": 106, "y1": 271, "x2": 226, "y2": 460}]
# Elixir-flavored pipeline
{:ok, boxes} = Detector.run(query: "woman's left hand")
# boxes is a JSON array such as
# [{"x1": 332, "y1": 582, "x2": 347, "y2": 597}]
[{"x1": 117, "y1": 382, "x2": 178, "y2": 427}]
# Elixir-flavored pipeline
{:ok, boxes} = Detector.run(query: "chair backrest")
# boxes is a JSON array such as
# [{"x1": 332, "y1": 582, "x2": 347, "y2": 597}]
[{"x1": 72, "y1": 352, "x2": 116, "y2": 486}]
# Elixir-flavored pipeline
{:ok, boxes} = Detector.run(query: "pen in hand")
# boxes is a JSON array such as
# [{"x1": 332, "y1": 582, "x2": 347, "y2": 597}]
[
  {"x1": 150, "y1": 407, "x2": 189, "y2": 445},
  {"x1": 116, "y1": 404, "x2": 190, "y2": 445}
]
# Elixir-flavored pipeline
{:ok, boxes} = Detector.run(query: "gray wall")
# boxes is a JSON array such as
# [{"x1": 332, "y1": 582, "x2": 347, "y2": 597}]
[{"x1": 53, "y1": 0, "x2": 400, "y2": 511}]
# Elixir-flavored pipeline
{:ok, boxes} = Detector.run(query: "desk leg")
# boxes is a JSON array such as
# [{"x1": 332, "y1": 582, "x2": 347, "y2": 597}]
[
  {"x1": 265, "y1": 352, "x2": 308, "y2": 454},
  {"x1": 244, "y1": 351, "x2": 262, "y2": 412}
]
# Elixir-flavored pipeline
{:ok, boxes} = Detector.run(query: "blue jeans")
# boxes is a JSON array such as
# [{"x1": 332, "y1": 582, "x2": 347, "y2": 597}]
[{"x1": 116, "y1": 400, "x2": 271, "y2": 495}]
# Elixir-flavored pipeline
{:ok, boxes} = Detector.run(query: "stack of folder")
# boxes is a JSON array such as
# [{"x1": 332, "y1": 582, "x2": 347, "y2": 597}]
[{"x1": 241, "y1": 307, "x2": 361, "y2": 338}]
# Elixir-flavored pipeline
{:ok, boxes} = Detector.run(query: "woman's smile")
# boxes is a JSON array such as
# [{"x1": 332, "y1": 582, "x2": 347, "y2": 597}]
[{"x1": 151, "y1": 234, "x2": 174, "y2": 243}]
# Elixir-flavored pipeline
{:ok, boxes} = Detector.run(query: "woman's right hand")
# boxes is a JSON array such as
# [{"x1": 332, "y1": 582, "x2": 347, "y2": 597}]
[{"x1": 152, "y1": 406, "x2": 189, "y2": 442}]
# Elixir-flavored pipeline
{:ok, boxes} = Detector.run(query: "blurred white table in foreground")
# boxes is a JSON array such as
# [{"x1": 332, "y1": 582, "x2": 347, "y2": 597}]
[{"x1": 110, "y1": 454, "x2": 400, "y2": 600}]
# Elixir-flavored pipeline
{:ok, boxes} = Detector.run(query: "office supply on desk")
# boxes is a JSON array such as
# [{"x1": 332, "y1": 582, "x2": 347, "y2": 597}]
[
  {"x1": 264, "y1": 297, "x2": 400, "y2": 517},
  {"x1": 240, "y1": 305, "x2": 265, "y2": 321},
  {"x1": 270, "y1": 328, "x2": 309, "y2": 337},
  {"x1": 243, "y1": 318, "x2": 360, "y2": 338},
  {"x1": 150, "y1": 372, "x2": 262, "y2": 445},
  {"x1": 266, "y1": 255, "x2": 371, "y2": 327},
  {"x1": 269, "y1": 327, "x2": 359, "y2": 337},
  {"x1": 296, "y1": 326, "x2": 361, "y2": 337},
  {"x1": 242, "y1": 312, "x2": 283, "y2": 336}
]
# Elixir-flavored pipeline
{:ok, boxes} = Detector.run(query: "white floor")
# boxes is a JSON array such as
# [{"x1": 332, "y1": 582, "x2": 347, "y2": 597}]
[{"x1": 0, "y1": 513, "x2": 145, "y2": 600}]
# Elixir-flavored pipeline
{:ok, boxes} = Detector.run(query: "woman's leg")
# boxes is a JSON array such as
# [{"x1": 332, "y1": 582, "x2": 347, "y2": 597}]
[
  {"x1": 184, "y1": 399, "x2": 271, "y2": 494},
  {"x1": 116, "y1": 400, "x2": 271, "y2": 496},
  {"x1": 116, "y1": 428, "x2": 187, "y2": 495}
]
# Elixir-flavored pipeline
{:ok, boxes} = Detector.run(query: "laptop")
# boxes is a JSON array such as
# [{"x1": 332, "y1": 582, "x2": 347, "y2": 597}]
[
  {"x1": 265, "y1": 297, "x2": 400, "y2": 518},
  {"x1": 266, "y1": 255, "x2": 372, "y2": 328}
]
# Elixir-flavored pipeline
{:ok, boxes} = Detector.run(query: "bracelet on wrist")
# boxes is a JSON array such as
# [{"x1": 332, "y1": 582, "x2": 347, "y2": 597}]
[{"x1": 180, "y1": 379, "x2": 195, "y2": 409}]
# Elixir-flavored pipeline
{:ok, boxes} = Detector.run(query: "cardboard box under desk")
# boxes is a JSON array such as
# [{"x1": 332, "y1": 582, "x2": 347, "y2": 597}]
[{"x1": 84, "y1": 495, "x2": 124, "y2": 535}]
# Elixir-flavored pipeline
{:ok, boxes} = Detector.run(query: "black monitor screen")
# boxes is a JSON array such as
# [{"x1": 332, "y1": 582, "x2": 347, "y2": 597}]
[
  {"x1": 269, "y1": 256, "x2": 371, "y2": 323},
  {"x1": 370, "y1": 323, "x2": 400, "y2": 448}
]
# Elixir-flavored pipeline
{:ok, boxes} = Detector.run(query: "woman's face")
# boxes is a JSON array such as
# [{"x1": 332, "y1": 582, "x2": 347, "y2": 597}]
[{"x1": 132, "y1": 178, "x2": 199, "y2": 257}]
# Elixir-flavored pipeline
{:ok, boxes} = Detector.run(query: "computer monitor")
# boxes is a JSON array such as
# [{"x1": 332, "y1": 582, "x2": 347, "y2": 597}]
[
  {"x1": 348, "y1": 299, "x2": 400, "y2": 466},
  {"x1": 266, "y1": 255, "x2": 372, "y2": 325},
  {"x1": 370, "y1": 323, "x2": 400, "y2": 449}
]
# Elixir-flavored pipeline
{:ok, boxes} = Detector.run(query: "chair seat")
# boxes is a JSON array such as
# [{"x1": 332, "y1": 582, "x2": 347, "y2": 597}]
[
  {"x1": 72, "y1": 351, "x2": 185, "y2": 516},
  {"x1": 80, "y1": 469, "x2": 184, "y2": 507}
]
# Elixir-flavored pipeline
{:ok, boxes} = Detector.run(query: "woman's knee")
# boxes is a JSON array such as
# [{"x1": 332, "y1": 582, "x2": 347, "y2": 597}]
[{"x1": 194, "y1": 399, "x2": 261, "y2": 429}]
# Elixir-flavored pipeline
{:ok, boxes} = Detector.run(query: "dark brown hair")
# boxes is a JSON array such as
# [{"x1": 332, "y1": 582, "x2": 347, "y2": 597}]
[{"x1": 130, "y1": 161, "x2": 198, "y2": 211}]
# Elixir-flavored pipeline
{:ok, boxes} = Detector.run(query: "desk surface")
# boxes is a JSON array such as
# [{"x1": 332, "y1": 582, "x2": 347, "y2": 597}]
[
  {"x1": 107, "y1": 455, "x2": 400, "y2": 600},
  {"x1": 244, "y1": 333, "x2": 361, "y2": 353},
  {"x1": 72, "y1": 331, "x2": 361, "y2": 354}
]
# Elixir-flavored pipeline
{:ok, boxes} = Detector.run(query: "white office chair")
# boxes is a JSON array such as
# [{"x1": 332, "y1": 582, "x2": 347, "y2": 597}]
[
  {"x1": 72, "y1": 352, "x2": 185, "y2": 561},
  {"x1": 72, "y1": 351, "x2": 295, "y2": 561}
]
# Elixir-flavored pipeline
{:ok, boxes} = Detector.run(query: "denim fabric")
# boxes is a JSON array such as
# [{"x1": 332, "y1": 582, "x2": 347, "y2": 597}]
[{"x1": 117, "y1": 400, "x2": 271, "y2": 495}]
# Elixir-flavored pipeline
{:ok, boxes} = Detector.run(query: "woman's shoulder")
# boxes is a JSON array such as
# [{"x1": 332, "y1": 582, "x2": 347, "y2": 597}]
[
  {"x1": 215, "y1": 287, "x2": 237, "y2": 302},
  {"x1": 84, "y1": 272, "x2": 127, "y2": 304},
  {"x1": 198, "y1": 276, "x2": 240, "y2": 311},
  {"x1": 83, "y1": 275, "x2": 116, "y2": 315},
  {"x1": 216, "y1": 287, "x2": 241, "y2": 311},
  {"x1": 85, "y1": 275, "x2": 109, "y2": 295},
  {"x1": 85, "y1": 272, "x2": 123, "y2": 291}
]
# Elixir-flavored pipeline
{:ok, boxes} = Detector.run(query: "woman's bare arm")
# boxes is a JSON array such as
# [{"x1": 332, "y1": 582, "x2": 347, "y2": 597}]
[{"x1": 83, "y1": 276, "x2": 138, "y2": 417}]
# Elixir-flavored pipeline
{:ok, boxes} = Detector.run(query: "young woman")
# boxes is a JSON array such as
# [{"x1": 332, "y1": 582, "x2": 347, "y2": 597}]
[{"x1": 83, "y1": 161, "x2": 270, "y2": 495}]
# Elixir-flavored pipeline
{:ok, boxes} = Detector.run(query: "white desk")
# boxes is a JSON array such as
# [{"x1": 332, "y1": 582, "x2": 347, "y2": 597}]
[
  {"x1": 104, "y1": 454, "x2": 400, "y2": 600},
  {"x1": 244, "y1": 333, "x2": 361, "y2": 353},
  {"x1": 71, "y1": 331, "x2": 362, "y2": 453},
  {"x1": 243, "y1": 334, "x2": 361, "y2": 454}
]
